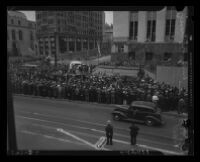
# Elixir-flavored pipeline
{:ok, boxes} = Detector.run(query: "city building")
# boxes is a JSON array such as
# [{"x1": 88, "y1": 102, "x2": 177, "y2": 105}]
[
  {"x1": 7, "y1": 11, "x2": 38, "y2": 56},
  {"x1": 36, "y1": 11, "x2": 104, "y2": 57},
  {"x1": 111, "y1": 7, "x2": 188, "y2": 66},
  {"x1": 102, "y1": 23, "x2": 113, "y2": 55}
]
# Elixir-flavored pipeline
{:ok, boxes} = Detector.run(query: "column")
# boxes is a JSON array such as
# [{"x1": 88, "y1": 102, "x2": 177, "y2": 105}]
[
  {"x1": 156, "y1": 7, "x2": 166, "y2": 42},
  {"x1": 138, "y1": 11, "x2": 147, "y2": 42}
]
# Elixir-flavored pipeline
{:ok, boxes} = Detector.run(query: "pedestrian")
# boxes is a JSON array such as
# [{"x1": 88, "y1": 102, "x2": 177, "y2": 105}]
[
  {"x1": 105, "y1": 120, "x2": 113, "y2": 145},
  {"x1": 129, "y1": 122, "x2": 139, "y2": 146},
  {"x1": 178, "y1": 98, "x2": 185, "y2": 114}
]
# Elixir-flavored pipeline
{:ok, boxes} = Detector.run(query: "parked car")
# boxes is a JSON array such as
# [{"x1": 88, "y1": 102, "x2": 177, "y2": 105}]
[{"x1": 112, "y1": 101, "x2": 165, "y2": 126}]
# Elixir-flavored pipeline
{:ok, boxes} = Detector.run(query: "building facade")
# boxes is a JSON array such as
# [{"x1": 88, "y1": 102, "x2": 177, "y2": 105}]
[
  {"x1": 36, "y1": 11, "x2": 104, "y2": 56},
  {"x1": 103, "y1": 23, "x2": 113, "y2": 43},
  {"x1": 7, "y1": 11, "x2": 38, "y2": 56},
  {"x1": 111, "y1": 7, "x2": 188, "y2": 66},
  {"x1": 102, "y1": 23, "x2": 113, "y2": 55}
]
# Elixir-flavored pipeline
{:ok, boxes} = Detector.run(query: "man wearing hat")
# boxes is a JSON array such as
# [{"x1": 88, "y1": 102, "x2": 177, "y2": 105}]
[
  {"x1": 105, "y1": 120, "x2": 113, "y2": 145},
  {"x1": 129, "y1": 122, "x2": 139, "y2": 145}
]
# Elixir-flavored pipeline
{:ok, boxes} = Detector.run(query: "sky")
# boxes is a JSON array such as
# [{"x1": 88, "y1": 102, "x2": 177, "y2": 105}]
[{"x1": 20, "y1": 11, "x2": 113, "y2": 25}]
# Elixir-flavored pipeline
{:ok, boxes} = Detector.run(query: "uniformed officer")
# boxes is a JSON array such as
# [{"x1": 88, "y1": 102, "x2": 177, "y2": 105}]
[
  {"x1": 129, "y1": 122, "x2": 139, "y2": 145},
  {"x1": 105, "y1": 120, "x2": 113, "y2": 145}
]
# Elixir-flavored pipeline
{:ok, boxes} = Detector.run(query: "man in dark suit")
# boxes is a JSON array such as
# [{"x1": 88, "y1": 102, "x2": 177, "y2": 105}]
[
  {"x1": 105, "y1": 120, "x2": 113, "y2": 145},
  {"x1": 129, "y1": 122, "x2": 139, "y2": 145}
]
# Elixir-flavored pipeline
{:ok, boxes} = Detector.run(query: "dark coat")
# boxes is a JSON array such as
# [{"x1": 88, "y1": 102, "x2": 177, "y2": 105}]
[
  {"x1": 129, "y1": 124, "x2": 139, "y2": 137},
  {"x1": 105, "y1": 124, "x2": 113, "y2": 136}
]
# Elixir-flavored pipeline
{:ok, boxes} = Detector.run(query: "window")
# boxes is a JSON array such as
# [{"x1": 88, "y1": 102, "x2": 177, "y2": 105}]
[
  {"x1": 18, "y1": 20, "x2": 21, "y2": 25},
  {"x1": 147, "y1": 20, "x2": 156, "y2": 41},
  {"x1": 163, "y1": 53, "x2": 172, "y2": 61},
  {"x1": 165, "y1": 19, "x2": 176, "y2": 40},
  {"x1": 129, "y1": 52, "x2": 135, "y2": 60},
  {"x1": 30, "y1": 31, "x2": 34, "y2": 41},
  {"x1": 133, "y1": 21, "x2": 138, "y2": 40},
  {"x1": 145, "y1": 52, "x2": 153, "y2": 61},
  {"x1": 12, "y1": 30, "x2": 16, "y2": 40},
  {"x1": 184, "y1": 52, "x2": 188, "y2": 61},
  {"x1": 129, "y1": 22, "x2": 133, "y2": 38},
  {"x1": 7, "y1": 30, "x2": 9, "y2": 40},
  {"x1": 11, "y1": 19, "x2": 14, "y2": 24},
  {"x1": 48, "y1": 19, "x2": 54, "y2": 24},
  {"x1": 18, "y1": 30, "x2": 23, "y2": 41},
  {"x1": 118, "y1": 45, "x2": 124, "y2": 53}
]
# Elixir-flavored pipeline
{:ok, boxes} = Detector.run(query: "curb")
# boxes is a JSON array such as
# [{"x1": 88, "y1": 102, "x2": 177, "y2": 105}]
[
  {"x1": 13, "y1": 94, "x2": 116, "y2": 108},
  {"x1": 13, "y1": 94, "x2": 187, "y2": 118}
]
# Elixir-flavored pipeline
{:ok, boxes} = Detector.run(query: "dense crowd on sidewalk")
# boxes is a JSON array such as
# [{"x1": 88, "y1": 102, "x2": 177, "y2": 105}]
[{"x1": 9, "y1": 62, "x2": 188, "y2": 113}]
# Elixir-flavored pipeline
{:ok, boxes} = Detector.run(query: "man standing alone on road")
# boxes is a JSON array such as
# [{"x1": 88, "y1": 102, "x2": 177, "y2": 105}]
[
  {"x1": 105, "y1": 120, "x2": 113, "y2": 145},
  {"x1": 129, "y1": 122, "x2": 139, "y2": 146}
]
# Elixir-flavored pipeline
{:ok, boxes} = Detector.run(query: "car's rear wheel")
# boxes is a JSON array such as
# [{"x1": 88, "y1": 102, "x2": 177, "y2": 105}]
[
  {"x1": 145, "y1": 119, "x2": 154, "y2": 126},
  {"x1": 113, "y1": 114, "x2": 121, "y2": 121}
]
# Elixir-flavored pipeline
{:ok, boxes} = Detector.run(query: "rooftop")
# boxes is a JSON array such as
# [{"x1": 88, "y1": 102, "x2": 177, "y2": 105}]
[{"x1": 8, "y1": 11, "x2": 27, "y2": 20}]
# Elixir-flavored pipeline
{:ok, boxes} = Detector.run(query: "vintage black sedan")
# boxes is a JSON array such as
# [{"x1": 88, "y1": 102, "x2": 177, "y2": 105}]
[{"x1": 112, "y1": 101, "x2": 165, "y2": 126}]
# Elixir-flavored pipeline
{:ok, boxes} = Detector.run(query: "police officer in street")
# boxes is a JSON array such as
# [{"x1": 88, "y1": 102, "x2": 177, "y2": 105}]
[
  {"x1": 129, "y1": 122, "x2": 139, "y2": 146},
  {"x1": 105, "y1": 120, "x2": 113, "y2": 145}
]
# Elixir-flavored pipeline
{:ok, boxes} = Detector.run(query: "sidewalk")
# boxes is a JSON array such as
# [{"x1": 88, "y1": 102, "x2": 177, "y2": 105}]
[{"x1": 14, "y1": 94, "x2": 187, "y2": 119}]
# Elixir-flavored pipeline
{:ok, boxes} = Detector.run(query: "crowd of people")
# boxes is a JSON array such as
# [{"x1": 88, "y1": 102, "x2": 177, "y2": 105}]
[{"x1": 9, "y1": 62, "x2": 188, "y2": 113}]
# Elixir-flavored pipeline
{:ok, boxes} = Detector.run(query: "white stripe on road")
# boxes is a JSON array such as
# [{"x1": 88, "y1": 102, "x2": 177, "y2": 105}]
[
  {"x1": 56, "y1": 129, "x2": 109, "y2": 151},
  {"x1": 16, "y1": 110, "x2": 181, "y2": 141},
  {"x1": 27, "y1": 122, "x2": 183, "y2": 155},
  {"x1": 32, "y1": 123, "x2": 183, "y2": 155},
  {"x1": 19, "y1": 130, "x2": 87, "y2": 146},
  {"x1": 56, "y1": 128, "x2": 99, "y2": 150},
  {"x1": 16, "y1": 115, "x2": 178, "y2": 147},
  {"x1": 112, "y1": 139, "x2": 184, "y2": 155},
  {"x1": 18, "y1": 116, "x2": 182, "y2": 151}
]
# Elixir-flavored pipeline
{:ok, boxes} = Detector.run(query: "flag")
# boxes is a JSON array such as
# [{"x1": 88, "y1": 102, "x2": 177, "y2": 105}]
[{"x1": 97, "y1": 41, "x2": 101, "y2": 57}]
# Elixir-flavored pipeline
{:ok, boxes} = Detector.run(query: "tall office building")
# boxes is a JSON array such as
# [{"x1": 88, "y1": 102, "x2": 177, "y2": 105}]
[
  {"x1": 36, "y1": 11, "x2": 104, "y2": 56},
  {"x1": 111, "y1": 7, "x2": 188, "y2": 66}
]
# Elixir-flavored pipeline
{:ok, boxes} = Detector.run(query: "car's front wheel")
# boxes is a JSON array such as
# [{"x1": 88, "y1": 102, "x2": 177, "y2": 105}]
[
  {"x1": 113, "y1": 114, "x2": 121, "y2": 121},
  {"x1": 145, "y1": 119, "x2": 154, "y2": 126}
]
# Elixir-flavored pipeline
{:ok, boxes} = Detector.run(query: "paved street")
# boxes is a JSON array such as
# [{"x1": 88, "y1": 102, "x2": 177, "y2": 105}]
[
  {"x1": 13, "y1": 95, "x2": 185, "y2": 155},
  {"x1": 51, "y1": 55, "x2": 111, "y2": 66}
]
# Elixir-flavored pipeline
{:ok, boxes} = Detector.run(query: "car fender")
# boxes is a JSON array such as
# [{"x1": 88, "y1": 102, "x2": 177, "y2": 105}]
[
  {"x1": 145, "y1": 115, "x2": 161, "y2": 123},
  {"x1": 112, "y1": 111, "x2": 127, "y2": 118}
]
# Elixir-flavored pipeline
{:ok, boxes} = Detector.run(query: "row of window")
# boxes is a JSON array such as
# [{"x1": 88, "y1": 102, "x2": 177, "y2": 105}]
[
  {"x1": 9, "y1": 19, "x2": 21, "y2": 25},
  {"x1": 128, "y1": 52, "x2": 187, "y2": 61},
  {"x1": 129, "y1": 19, "x2": 176, "y2": 41},
  {"x1": 39, "y1": 39, "x2": 97, "y2": 55},
  {"x1": 9, "y1": 18, "x2": 36, "y2": 28},
  {"x1": 7, "y1": 29, "x2": 34, "y2": 41},
  {"x1": 118, "y1": 44, "x2": 187, "y2": 61}
]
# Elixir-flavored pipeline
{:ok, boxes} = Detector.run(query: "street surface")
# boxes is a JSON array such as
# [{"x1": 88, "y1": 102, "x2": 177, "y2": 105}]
[
  {"x1": 51, "y1": 55, "x2": 111, "y2": 65},
  {"x1": 13, "y1": 95, "x2": 185, "y2": 155}
]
